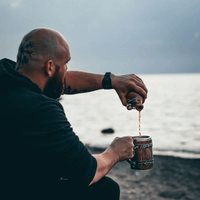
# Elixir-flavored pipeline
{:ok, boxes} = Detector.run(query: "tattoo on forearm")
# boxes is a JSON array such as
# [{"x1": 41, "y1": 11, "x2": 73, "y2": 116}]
[{"x1": 66, "y1": 85, "x2": 88, "y2": 94}]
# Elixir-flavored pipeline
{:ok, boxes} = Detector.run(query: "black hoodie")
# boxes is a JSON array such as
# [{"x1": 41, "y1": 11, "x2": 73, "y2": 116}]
[{"x1": 0, "y1": 58, "x2": 97, "y2": 197}]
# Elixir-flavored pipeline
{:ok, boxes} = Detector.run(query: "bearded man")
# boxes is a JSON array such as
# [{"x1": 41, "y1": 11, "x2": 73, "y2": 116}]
[{"x1": 0, "y1": 28, "x2": 147, "y2": 200}]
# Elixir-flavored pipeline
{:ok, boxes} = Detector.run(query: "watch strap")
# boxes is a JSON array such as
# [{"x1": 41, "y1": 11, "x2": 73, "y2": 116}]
[{"x1": 102, "y1": 72, "x2": 112, "y2": 89}]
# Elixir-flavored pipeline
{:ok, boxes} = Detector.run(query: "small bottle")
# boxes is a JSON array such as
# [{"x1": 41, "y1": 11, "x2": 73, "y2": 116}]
[{"x1": 126, "y1": 92, "x2": 144, "y2": 111}]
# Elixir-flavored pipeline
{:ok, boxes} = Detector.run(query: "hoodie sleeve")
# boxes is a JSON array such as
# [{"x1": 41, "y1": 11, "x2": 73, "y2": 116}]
[{"x1": 21, "y1": 95, "x2": 97, "y2": 187}]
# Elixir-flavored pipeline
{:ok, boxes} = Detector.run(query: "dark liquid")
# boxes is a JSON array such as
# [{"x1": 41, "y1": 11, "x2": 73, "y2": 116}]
[{"x1": 139, "y1": 111, "x2": 141, "y2": 138}]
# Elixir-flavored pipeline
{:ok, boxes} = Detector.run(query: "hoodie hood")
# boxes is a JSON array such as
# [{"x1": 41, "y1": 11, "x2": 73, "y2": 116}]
[{"x1": 0, "y1": 58, "x2": 42, "y2": 95}]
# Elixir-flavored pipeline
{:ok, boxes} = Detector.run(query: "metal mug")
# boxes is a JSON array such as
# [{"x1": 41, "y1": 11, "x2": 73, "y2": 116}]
[{"x1": 127, "y1": 136, "x2": 153, "y2": 170}]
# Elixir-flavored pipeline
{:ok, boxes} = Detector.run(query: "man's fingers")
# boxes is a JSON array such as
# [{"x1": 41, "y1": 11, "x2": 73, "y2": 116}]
[
  {"x1": 136, "y1": 86, "x2": 147, "y2": 100},
  {"x1": 114, "y1": 74, "x2": 148, "y2": 107},
  {"x1": 129, "y1": 83, "x2": 147, "y2": 99},
  {"x1": 120, "y1": 95, "x2": 128, "y2": 106},
  {"x1": 133, "y1": 77, "x2": 148, "y2": 94},
  {"x1": 117, "y1": 91, "x2": 128, "y2": 106},
  {"x1": 129, "y1": 74, "x2": 148, "y2": 94}
]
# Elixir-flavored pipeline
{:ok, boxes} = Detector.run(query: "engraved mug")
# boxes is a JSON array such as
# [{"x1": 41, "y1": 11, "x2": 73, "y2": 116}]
[{"x1": 127, "y1": 136, "x2": 153, "y2": 170}]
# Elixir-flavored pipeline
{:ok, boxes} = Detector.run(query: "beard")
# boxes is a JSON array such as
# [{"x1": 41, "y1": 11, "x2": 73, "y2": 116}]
[{"x1": 43, "y1": 66, "x2": 65, "y2": 99}]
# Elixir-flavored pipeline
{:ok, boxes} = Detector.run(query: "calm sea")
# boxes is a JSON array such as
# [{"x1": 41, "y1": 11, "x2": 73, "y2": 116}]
[{"x1": 61, "y1": 73, "x2": 200, "y2": 158}]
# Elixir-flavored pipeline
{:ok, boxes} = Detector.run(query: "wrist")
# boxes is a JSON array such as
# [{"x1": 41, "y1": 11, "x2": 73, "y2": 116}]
[
  {"x1": 110, "y1": 73, "x2": 117, "y2": 90},
  {"x1": 104, "y1": 146, "x2": 119, "y2": 165},
  {"x1": 102, "y1": 72, "x2": 114, "y2": 89}
]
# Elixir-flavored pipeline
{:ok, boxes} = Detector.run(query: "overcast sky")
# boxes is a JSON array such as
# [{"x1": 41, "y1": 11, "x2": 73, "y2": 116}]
[{"x1": 0, "y1": 0, "x2": 199, "y2": 74}]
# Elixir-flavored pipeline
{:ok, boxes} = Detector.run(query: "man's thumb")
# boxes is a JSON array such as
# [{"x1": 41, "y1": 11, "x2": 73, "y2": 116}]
[{"x1": 119, "y1": 95, "x2": 127, "y2": 107}]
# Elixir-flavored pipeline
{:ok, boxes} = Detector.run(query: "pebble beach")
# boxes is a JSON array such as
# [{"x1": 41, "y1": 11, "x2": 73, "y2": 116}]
[{"x1": 87, "y1": 146, "x2": 200, "y2": 200}]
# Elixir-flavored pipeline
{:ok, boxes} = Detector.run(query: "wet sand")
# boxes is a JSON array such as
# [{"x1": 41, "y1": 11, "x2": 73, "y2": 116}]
[{"x1": 87, "y1": 146, "x2": 200, "y2": 200}]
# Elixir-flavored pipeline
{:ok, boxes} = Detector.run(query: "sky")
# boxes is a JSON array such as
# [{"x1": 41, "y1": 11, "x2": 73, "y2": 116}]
[{"x1": 0, "y1": 0, "x2": 200, "y2": 74}]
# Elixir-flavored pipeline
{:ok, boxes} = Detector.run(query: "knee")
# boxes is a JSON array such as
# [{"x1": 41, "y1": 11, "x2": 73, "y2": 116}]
[
  {"x1": 98, "y1": 177, "x2": 120, "y2": 200},
  {"x1": 107, "y1": 177, "x2": 120, "y2": 196}
]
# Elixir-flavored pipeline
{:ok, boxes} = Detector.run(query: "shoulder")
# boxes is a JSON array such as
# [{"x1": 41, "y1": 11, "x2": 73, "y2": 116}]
[
  {"x1": 0, "y1": 58, "x2": 16, "y2": 67},
  {"x1": 7, "y1": 87, "x2": 64, "y2": 118}
]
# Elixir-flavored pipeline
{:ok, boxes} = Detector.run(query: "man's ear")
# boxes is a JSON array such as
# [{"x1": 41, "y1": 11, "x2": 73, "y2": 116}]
[{"x1": 45, "y1": 60, "x2": 55, "y2": 77}]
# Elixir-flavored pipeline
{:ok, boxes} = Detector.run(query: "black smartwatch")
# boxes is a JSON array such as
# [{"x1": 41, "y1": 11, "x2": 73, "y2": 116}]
[{"x1": 102, "y1": 72, "x2": 112, "y2": 89}]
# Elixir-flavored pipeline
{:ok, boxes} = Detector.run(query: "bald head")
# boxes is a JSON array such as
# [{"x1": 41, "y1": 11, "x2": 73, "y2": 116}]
[{"x1": 16, "y1": 28, "x2": 69, "y2": 71}]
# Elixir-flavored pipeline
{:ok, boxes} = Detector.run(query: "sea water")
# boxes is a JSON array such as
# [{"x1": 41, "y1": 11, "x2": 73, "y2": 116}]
[{"x1": 61, "y1": 73, "x2": 200, "y2": 158}]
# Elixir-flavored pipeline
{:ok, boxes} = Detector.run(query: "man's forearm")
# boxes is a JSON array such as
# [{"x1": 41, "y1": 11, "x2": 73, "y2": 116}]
[
  {"x1": 89, "y1": 149, "x2": 118, "y2": 185},
  {"x1": 64, "y1": 70, "x2": 148, "y2": 108},
  {"x1": 89, "y1": 136, "x2": 134, "y2": 185},
  {"x1": 64, "y1": 71, "x2": 105, "y2": 94}
]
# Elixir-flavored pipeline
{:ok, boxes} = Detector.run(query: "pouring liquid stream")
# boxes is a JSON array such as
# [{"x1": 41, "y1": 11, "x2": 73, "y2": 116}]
[{"x1": 139, "y1": 111, "x2": 141, "y2": 138}]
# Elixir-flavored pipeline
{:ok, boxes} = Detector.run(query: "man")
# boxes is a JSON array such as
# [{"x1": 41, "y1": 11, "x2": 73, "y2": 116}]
[{"x1": 0, "y1": 28, "x2": 148, "y2": 200}]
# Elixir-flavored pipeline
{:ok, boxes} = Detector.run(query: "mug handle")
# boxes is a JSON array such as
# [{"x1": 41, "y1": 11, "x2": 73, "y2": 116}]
[{"x1": 126, "y1": 143, "x2": 136, "y2": 169}]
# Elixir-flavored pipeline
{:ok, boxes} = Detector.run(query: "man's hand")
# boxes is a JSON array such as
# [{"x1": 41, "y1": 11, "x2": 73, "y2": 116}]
[
  {"x1": 111, "y1": 74, "x2": 148, "y2": 107},
  {"x1": 105, "y1": 136, "x2": 134, "y2": 163},
  {"x1": 90, "y1": 136, "x2": 134, "y2": 185}
]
